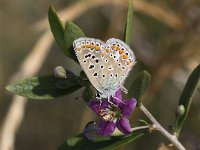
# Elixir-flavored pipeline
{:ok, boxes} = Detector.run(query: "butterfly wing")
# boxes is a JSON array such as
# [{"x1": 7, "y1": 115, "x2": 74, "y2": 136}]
[
  {"x1": 73, "y1": 37, "x2": 106, "y2": 94},
  {"x1": 73, "y1": 37, "x2": 136, "y2": 98},
  {"x1": 98, "y1": 38, "x2": 136, "y2": 92}
]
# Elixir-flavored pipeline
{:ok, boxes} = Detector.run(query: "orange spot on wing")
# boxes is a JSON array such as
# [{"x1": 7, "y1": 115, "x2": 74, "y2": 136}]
[
  {"x1": 119, "y1": 50, "x2": 124, "y2": 54},
  {"x1": 105, "y1": 48, "x2": 110, "y2": 53},
  {"x1": 86, "y1": 44, "x2": 91, "y2": 48},
  {"x1": 95, "y1": 46, "x2": 100, "y2": 51},
  {"x1": 111, "y1": 45, "x2": 115, "y2": 49},
  {"x1": 115, "y1": 46, "x2": 120, "y2": 51},
  {"x1": 126, "y1": 61, "x2": 133, "y2": 65},
  {"x1": 101, "y1": 52, "x2": 105, "y2": 57},
  {"x1": 123, "y1": 54, "x2": 128, "y2": 59},
  {"x1": 91, "y1": 45, "x2": 95, "y2": 49}
]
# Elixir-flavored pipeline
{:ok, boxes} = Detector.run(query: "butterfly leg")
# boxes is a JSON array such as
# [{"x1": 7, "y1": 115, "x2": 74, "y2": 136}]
[
  {"x1": 107, "y1": 96, "x2": 115, "y2": 106},
  {"x1": 112, "y1": 96, "x2": 125, "y2": 104},
  {"x1": 121, "y1": 86, "x2": 128, "y2": 94},
  {"x1": 107, "y1": 95, "x2": 124, "y2": 106}
]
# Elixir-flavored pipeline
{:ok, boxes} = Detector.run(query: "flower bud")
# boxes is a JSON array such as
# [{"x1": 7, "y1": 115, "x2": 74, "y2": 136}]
[
  {"x1": 83, "y1": 121, "x2": 100, "y2": 140},
  {"x1": 54, "y1": 66, "x2": 66, "y2": 79},
  {"x1": 175, "y1": 105, "x2": 185, "y2": 118}
]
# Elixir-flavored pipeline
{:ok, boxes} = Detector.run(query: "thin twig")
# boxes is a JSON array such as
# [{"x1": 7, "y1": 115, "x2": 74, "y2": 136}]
[
  {"x1": 139, "y1": 103, "x2": 185, "y2": 150},
  {"x1": 133, "y1": 0, "x2": 182, "y2": 30},
  {"x1": 113, "y1": 125, "x2": 150, "y2": 136},
  {"x1": 131, "y1": 125, "x2": 150, "y2": 132},
  {"x1": 33, "y1": 0, "x2": 182, "y2": 32}
]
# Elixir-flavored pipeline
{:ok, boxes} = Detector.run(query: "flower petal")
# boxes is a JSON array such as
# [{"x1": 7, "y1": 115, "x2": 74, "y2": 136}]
[
  {"x1": 119, "y1": 98, "x2": 137, "y2": 117},
  {"x1": 88, "y1": 100, "x2": 109, "y2": 115},
  {"x1": 116, "y1": 118, "x2": 132, "y2": 135},
  {"x1": 99, "y1": 120, "x2": 116, "y2": 136},
  {"x1": 115, "y1": 88, "x2": 122, "y2": 99},
  {"x1": 112, "y1": 89, "x2": 123, "y2": 105}
]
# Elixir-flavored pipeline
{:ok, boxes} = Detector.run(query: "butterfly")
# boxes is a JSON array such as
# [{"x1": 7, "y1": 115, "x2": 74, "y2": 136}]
[{"x1": 73, "y1": 37, "x2": 136, "y2": 100}]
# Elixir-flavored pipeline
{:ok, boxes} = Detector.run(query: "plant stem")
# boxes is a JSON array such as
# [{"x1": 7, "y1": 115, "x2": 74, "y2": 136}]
[
  {"x1": 131, "y1": 126, "x2": 150, "y2": 132},
  {"x1": 113, "y1": 125, "x2": 149, "y2": 136},
  {"x1": 139, "y1": 103, "x2": 186, "y2": 150}
]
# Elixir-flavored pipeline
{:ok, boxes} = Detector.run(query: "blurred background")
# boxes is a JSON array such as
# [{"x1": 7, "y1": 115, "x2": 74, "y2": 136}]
[{"x1": 0, "y1": 0, "x2": 200, "y2": 149}]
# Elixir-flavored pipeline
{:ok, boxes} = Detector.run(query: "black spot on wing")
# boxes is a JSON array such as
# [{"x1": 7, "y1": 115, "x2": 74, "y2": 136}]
[{"x1": 93, "y1": 73, "x2": 98, "y2": 77}]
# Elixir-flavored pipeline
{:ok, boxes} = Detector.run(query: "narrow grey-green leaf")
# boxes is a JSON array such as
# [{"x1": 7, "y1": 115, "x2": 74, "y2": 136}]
[
  {"x1": 174, "y1": 64, "x2": 200, "y2": 134},
  {"x1": 48, "y1": 5, "x2": 65, "y2": 51},
  {"x1": 82, "y1": 85, "x2": 96, "y2": 103},
  {"x1": 6, "y1": 75, "x2": 82, "y2": 100},
  {"x1": 64, "y1": 21, "x2": 85, "y2": 62},
  {"x1": 124, "y1": 0, "x2": 134, "y2": 46},
  {"x1": 128, "y1": 70, "x2": 151, "y2": 105},
  {"x1": 58, "y1": 128, "x2": 148, "y2": 150}
]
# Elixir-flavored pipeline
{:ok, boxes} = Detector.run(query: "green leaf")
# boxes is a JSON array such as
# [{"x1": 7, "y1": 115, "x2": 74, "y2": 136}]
[
  {"x1": 58, "y1": 128, "x2": 148, "y2": 150},
  {"x1": 6, "y1": 75, "x2": 82, "y2": 100},
  {"x1": 139, "y1": 119, "x2": 150, "y2": 126},
  {"x1": 48, "y1": 6, "x2": 85, "y2": 62},
  {"x1": 124, "y1": 0, "x2": 134, "y2": 46},
  {"x1": 128, "y1": 70, "x2": 151, "y2": 105},
  {"x1": 82, "y1": 85, "x2": 96, "y2": 103},
  {"x1": 174, "y1": 64, "x2": 200, "y2": 134},
  {"x1": 64, "y1": 21, "x2": 85, "y2": 61},
  {"x1": 48, "y1": 5, "x2": 65, "y2": 51}
]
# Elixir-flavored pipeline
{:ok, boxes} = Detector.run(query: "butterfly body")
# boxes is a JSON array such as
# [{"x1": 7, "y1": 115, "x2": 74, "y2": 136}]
[{"x1": 73, "y1": 37, "x2": 136, "y2": 99}]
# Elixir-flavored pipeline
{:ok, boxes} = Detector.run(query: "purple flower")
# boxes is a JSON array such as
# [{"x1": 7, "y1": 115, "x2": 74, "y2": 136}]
[{"x1": 88, "y1": 89, "x2": 137, "y2": 136}]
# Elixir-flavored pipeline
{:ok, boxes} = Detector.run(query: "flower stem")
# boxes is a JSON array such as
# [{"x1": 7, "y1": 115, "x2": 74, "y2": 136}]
[
  {"x1": 139, "y1": 103, "x2": 186, "y2": 150},
  {"x1": 131, "y1": 126, "x2": 149, "y2": 132},
  {"x1": 113, "y1": 125, "x2": 149, "y2": 136}
]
